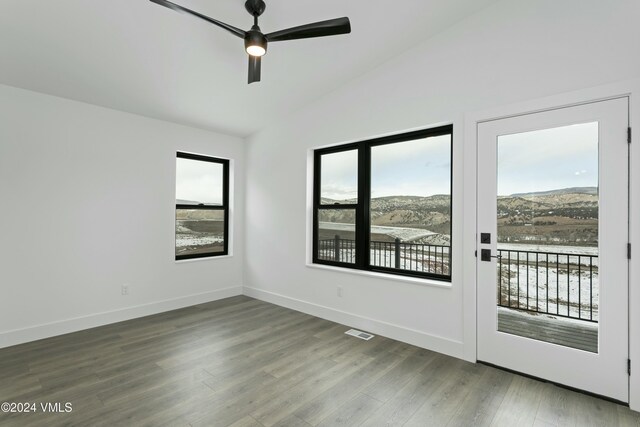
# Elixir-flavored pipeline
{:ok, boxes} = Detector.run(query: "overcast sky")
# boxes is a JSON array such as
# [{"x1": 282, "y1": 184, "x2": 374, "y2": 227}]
[
  {"x1": 176, "y1": 124, "x2": 597, "y2": 204},
  {"x1": 497, "y1": 122, "x2": 598, "y2": 196},
  {"x1": 320, "y1": 150, "x2": 359, "y2": 200},
  {"x1": 176, "y1": 158, "x2": 223, "y2": 204},
  {"x1": 321, "y1": 134, "x2": 452, "y2": 200}
]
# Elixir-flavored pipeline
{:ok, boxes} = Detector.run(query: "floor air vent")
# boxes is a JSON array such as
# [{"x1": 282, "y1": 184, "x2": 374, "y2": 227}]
[{"x1": 345, "y1": 329, "x2": 375, "y2": 341}]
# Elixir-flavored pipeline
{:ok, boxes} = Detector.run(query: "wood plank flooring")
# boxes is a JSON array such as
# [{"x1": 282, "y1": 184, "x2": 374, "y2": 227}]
[{"x1": 0, "y1": 295, "x2": 638, "y2": 426}]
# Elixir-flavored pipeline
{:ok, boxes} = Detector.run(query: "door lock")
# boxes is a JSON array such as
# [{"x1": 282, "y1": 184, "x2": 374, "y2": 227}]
[{"x1": 481, "y1": 249, "x2": 502, "y2": 262}]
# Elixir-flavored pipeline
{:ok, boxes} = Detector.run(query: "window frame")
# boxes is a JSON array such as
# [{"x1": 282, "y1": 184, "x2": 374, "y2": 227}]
[
  {"x1": 312, "y1": 125, "x2": 453, "y2": 281},
  {"x1": 175, "y1": 152, "x2": 230, "y2": 261}
]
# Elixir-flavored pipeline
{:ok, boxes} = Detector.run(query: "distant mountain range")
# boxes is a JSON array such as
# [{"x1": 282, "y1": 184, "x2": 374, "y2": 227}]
[
  {"x1": 498, "y1": 186, "x2": 597, "y2": 219},
  {"x1": 176, "y1": 199, "x2": 223, "y2": 221},
  {"x1": 322, "y1": 187, "x2": 598, "y2": 245},
  {"x1": 499, "y1": 187, "x2": 598, "y2": 245},
  {"x1": 320, "y1": 195, "x2": 451, "y2": 240},
  {"x1": 510, "y1": 187, "x2": 597, "y2": 197}
]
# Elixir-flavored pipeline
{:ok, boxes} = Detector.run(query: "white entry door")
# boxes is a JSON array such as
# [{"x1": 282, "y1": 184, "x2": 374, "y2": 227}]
[{"x1": 477, "y1": 98, "x2": 630, "y2": 402}]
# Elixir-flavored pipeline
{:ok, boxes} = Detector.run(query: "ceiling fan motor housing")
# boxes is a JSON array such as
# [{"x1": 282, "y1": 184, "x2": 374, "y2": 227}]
[{"x1": 245, "y1": 26, "x2": 268, "y2": 55}]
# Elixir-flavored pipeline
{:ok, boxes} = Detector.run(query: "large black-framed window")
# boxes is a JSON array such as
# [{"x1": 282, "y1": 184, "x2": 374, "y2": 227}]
[
  {"x1": 175, "y1": 152, "x2": 229, "y2": 260},
  {"x1": 313, "y1": 125, "x2": 453, "y2": 281}
]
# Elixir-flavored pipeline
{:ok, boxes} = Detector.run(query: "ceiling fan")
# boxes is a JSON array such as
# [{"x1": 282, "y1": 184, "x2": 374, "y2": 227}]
[{"x1": 149, "y1": 0, "x2": 352, "y2": 84}]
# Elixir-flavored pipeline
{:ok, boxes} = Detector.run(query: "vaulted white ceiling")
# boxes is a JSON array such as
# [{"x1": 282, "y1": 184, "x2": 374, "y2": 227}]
[{"x1": 0, "y1": 0, "x2": 500, "y2": 136}]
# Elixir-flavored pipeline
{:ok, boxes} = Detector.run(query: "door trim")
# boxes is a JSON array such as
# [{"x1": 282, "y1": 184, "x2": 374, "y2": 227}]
[{"x1": 476, "y1": 95, "x2": 630, "y2": 125}]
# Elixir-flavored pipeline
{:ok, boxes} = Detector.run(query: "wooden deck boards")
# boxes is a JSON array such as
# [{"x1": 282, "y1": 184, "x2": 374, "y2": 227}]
[{"x1": 498, "y1": 307, "x2": 598, "y2": 353}]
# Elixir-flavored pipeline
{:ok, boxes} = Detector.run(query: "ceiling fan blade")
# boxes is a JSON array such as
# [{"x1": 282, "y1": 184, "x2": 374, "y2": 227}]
[
  {"x1": 266, "y1": 17, "x2": 351, "y2": 42},
  {"x1": 149, "y1": 0, "x2": 246, "y2": 39},
  {"x1": 248, "y1": 56, "x2": 261, "y2": 84}
]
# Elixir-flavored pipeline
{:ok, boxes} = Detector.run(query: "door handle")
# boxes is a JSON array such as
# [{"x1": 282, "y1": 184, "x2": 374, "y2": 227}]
[{"x1": 481, "y1": 249, "x2": 502, "y2": 262}]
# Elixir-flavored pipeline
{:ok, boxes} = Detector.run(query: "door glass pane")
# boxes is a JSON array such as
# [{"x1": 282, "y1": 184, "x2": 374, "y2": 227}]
[
  {"x1": 176, "y1": 209, "x2": 225, "y2": 256},
  {"x1": 317, "y1": 209, "x2": 356, "y2": 264},
  {"x1": 496, "y1": 122, "x2": 599, "y2": 353},
  {"x1": 369, "y1": 135, "x2": 451, "y2": 277},
  {"x1": 320, "y1": 150, "x2": 358, "y2": 204}
]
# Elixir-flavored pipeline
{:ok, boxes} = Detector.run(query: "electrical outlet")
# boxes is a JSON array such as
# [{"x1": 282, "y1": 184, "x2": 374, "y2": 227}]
[
  {"x1": 121, "y1": 284, "x2": 129, "y2": 296},
  {"x1": 337, "y1": 286, "x2": 343, "y2": 297}
]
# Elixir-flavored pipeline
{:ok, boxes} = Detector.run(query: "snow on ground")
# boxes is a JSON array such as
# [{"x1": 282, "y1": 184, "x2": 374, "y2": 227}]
[{"x1": 176, "y1": 235, "x2": 223, "y2": 248}]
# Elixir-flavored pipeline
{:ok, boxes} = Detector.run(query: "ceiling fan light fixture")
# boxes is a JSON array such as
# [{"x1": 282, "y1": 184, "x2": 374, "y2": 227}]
[
  {"x1": 246, "y1": 45, "x2": 266, "y2": 57},
  {"x1": 245, "y1": 29, "x2": 267, "y2": 57}
]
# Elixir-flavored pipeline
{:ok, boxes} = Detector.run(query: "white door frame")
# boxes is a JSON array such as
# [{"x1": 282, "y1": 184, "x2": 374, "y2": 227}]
[
  {"x1": 477, "y1": 98, "x2": 629, "y2": 401},
  {"x1": 462, "y1": 78, "x2": 640, "y2": 410}
]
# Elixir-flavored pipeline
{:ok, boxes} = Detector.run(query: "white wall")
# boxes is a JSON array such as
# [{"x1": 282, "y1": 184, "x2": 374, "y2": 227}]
[
  {"x1": 0, "y1": 84, "x2": 245, "y2": 348},
  {"x1": 244, "y1": 0, "x2": 640, "y2": 363}
]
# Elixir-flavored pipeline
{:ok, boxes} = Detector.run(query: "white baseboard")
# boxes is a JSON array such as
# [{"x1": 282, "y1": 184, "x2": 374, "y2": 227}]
[
  {"x1": 0, "y1": 286, "x2": 242, "y2": 349},
  {"x1": 243, "y1": 287, "x2": 464, "y2": 359},
  {"x1": 2, "y1": 285, "x2": 464, "y2": 360}
]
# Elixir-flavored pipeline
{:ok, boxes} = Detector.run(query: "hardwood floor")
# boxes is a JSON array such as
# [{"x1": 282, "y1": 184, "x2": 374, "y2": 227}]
[{"x1": 0, "y1": 295, "x2": 638, "y2": 426}]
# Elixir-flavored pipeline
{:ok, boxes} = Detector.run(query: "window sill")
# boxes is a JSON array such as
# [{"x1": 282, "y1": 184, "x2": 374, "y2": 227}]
[
  {"x1": 175, "y1": 254, "x2": 233, "y2": 264},
  {"x1": 305, "y1": 263, "x2": 452, "y2": 289}
]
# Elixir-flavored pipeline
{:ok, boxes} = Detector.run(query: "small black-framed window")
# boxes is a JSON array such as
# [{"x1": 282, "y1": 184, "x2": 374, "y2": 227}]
[
  {"x1": 313, "y1": 125, "x2": 453, "y2": 281},
  {"x1": 175, "y1": 152, "x2": 229, "y2": 260}
]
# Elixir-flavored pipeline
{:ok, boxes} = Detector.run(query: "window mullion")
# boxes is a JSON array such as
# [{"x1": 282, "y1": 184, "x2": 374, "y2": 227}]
[
  {"x1": 357, "y1": 143, "x2": 370, "y2": 269},
  {"x1": 223, "y1": 160, "x2": 230, "y2": 255},
  {"x1": 363, "y1": 143, "x2": 372, "y2": 270},
  {"x1": 317, "y1": 204, "x2": 358, "y2": 210},
  {"x1": 313, "y1": 152, "x2": 321, "y2": 263},
  {"x1": 176, "y1": 205, "x2": 226, "y2": 210}
]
